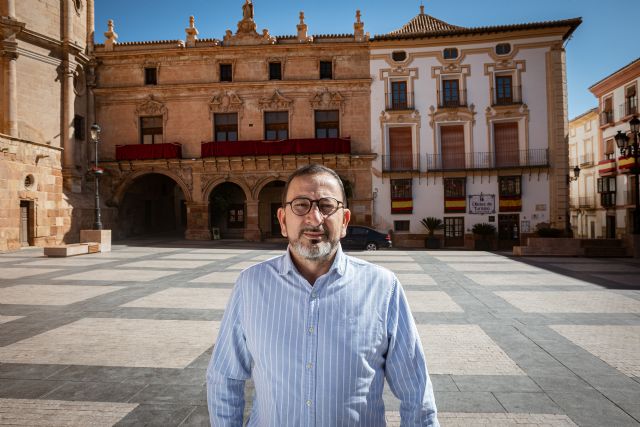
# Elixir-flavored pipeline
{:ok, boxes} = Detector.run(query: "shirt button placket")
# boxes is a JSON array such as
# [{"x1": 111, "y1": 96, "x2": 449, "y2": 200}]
[{"x1": 305, "y1": 290, "x2": 318, "y2": 425}]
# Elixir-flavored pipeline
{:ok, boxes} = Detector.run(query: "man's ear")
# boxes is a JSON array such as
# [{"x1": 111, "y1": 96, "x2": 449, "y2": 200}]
[
  {"x1": 277, "y1": 207, "x2": 288, "y2": 237},
  {"x1": 341, "y1": 208, "x2": 351, "y2": 238}
]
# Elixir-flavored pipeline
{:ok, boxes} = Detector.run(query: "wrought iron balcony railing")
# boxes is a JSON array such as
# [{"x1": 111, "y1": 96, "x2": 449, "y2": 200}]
[
  {"x1": 385, "y1": 92, "x2": 415, "y2": 111},
  {"x1": 425, "y1": 149, "x2": 548, "y2": 171},
  {"x1": 491, "y1": 85, "x2": 522, "y2": 106},
  {"x1": 578, "y1": 196, "x2": 596, "y2": 208},
  {"x1": 579, "y1": 153, "x2": 594, "y2": 166},
  {"x1": 437, "y1": 89, "x2": 468, "y2": 109},
  {"x1": 600, "y1": 111, "x2": 614, "y2": 126}
]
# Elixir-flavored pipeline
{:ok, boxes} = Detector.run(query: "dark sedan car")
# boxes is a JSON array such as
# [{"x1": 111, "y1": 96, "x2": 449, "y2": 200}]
[{"x1": 341, "y1": 225, "x2": 392, "y2": 251}]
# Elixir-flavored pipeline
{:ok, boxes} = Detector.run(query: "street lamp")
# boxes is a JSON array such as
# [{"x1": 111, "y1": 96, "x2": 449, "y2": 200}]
[
  {"x1": 569, "y1": 165, "x2": 581, "y2": 182},
  {"x1": 614, "y1": 115, "x2": 640, "y2": 235},
  {"x1": 90, "y1": 123, "x2": 103, "y2": 230}
]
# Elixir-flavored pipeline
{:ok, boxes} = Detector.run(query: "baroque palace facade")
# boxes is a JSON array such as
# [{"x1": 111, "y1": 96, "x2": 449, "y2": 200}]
[{"x1": 0, "y1": 0, "x2": 580, "y2": 249}]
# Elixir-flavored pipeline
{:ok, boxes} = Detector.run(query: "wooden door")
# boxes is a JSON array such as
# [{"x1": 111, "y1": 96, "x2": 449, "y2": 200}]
[
  {"x1": 20, "y1": 202, "x2": 28, "y2": 246},
  {"x1": 441, "y1": 125, "x2": 464, "y2": 169},
  {"x1": 494, "y1": 122, "x2": 519, "y2": 167},
  {"x1": 389, "y1": 127, "x2": 412, "y2": 170},
  {"x1": 444, "y1": 217, "x2": 464, "y2": 247},
  {"x1": 498, "y1": 214, "x2": 520, "y2": 249}
]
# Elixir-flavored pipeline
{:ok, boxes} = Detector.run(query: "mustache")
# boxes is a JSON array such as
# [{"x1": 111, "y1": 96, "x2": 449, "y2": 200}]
[{"x1": 299, "y1": 226, "x2": 328, "y2": 237}]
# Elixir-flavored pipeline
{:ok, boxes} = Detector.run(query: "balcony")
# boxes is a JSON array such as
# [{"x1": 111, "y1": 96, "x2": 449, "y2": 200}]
[
  {"x1": 437, "y1": 89, "x2": 467, "y2": 109},
  {"x1": 115, "y1": 142, "x2": 182, "y2": 161},
  {"x1": 201, "y1": 137, "x2": 351, "y2": 158},
  {"x1": 491, "y1": 85, "x2": 522, "y2": 106},
  {"x1": 425, "y1": 149, "x2": 548, "y2": 171},
  {"x1": 569, "y1": 197, "x2": 579, "y2": 209},
  {"x1": 578, "y1": 196, "x2": 596, "y2": 208},
  {"x1": 579, "y1": 153, "x2": 594, "y2": 166},
  {"x1": 623, "y1": 190, "x2": 637, "y2": 205},
  {"x1": 381, "y1": 154, "x2": 420, "y2": 172},
  {"x1": 598, "y1": 158, "x2": 617, "y2": 175},
  {"x1": 600, "y1": 192, "x2": 616, "y2": 207},
  {"x1": 385, "y1": 92, "x2": 414, "y2": 111},
  {"x1": 600, "y1": 111, "x2": 614, "y2": 127},
  {"x1": 621, "y1": 96, "x2": 638, "y2": 117}
]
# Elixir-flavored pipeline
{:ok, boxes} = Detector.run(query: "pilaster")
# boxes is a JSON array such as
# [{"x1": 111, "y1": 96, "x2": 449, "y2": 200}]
[{"x1": 185, "y1": 201, "x2": 211, "y2": 240}]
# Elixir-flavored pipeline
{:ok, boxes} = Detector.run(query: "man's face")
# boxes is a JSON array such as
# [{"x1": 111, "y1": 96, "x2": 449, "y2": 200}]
[{"x1": 277, "y1": 173, "x2": 351, "y2": 262}]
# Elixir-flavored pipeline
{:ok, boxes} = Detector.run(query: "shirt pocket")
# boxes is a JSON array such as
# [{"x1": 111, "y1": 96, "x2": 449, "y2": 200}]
[{"x1": 338, "y1": 308, "x2": 384, "y2": 365}]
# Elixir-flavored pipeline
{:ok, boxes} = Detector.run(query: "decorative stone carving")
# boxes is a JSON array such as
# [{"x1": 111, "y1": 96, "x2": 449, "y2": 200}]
[
  {"x1": 185, "y1": 16, "x2": 199, "y2": 47},
  {"x1": 103, "y1": 19, "x2": 118, "y2": 52},
  {"x1": 354, "y1": 10, "x2": 367, "y2": 42},
  {"x1": 209, "y1": 91, "x2": 244, "y2": 114},
  {"x1": 136, "y1": 95, "x2": 168, "y2": 120},
  {"x1": 310, "y1": 88, "x2": 344, "y2": 111},
  {"x1": 223, "y1": 0, "x2": 276, "y2": 46},
  {"x1": 297, "y1": 12, "x2": 313, "y2": 43},
  {"x1": 429, "y1": 103, "x2": 476, "y2": 128},
  {"x1": 259, "y1": 90, "x2": 292, "y2": 110}
]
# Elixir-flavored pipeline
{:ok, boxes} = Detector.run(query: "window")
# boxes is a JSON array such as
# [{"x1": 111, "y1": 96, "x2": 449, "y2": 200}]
[
  {"x1": 228, "y1": 204, "x2": 244, "y2": 228},
  {"x1": 392, "y1": 51, "x2": 407, "y2": 62},
  {"x1": 494, "y1": 122, "x2": 519, "y2": 167},
  {"x1": 144, "y1": 67, "x2": 157, "y2": 85},
  {"x1": 444, "y1": 217, "x2": 464, "y2": 238},
  {"x1": 264, "y1": 111, "x2": 288, "y2": 140},
  {"x1": 390, "y1": 179, "x2": 412, "y2": 214},
  {"x1": 214, "y1": 113, "x2": 238, "y2": 141},
  {"x1": 444, "y1": 178, "x2": 465, "y2": 198},
  {"x1": 440, "y1": 125, "x2": 465, "y2": 169},
  {"x1": 140, "y1": 116, "x2": 163, "y2": 144},
  {"x1": 495, "y1": 75, "x2": 513, "y2": 105},
  {"x1": 320, "y1": 61, "x2": 333, "y2": 79},
  {"x1": 390, "y1": 81, "x2": 408, "y2": 110},
  {"x1": 604, "y1": 138, "x2": 615, "y2": 159},
  {"x1": 625, "y1": 85, "x2": 637, "y2": 116},
  {"x1": 388, "y1": 127, "x2": 413, "y2": 171},
  {"x1": 499, "y1": 176, "x2": 521, "y2": 197},
  {"x1": 442, "y1": 79, "x2": 460, "y2": 108},
  {"x1": 394, "y1": 220, "x2": 410, "y2": 232},
  {"x1": 443, "y1": 48, "x2": 458, "y2": 60},
  {"x1": 73, "y1": 115, "x2": 84, "y2": 140},
  {"x1": 314, "y1": 110, "x2": 339, "y2": 138},
  {"x1": 597, "y1": 176, "x2": 616, "y2": 207},
  {"x1": 269, "y1": 62, "x2": 282, "y2": 80},
  {"x1": 220, "y1": 63, "x2": 232, "y2": 82},
  {"x1": 601, "y1": 97, "x2": 613, "y2": 125},
  {"x1": 496, "y1": 43, "x2": 511, "y2": 55}
]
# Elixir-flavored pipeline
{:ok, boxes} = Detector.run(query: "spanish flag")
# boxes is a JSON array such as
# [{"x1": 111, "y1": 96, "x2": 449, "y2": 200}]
[
  {"x1": 391, "y1": 198, "x2": 413, "y2": 214},
  {"x1": 445, "y1": 197, "x2": 466, "y2": 213},
  {"x1": 500, "y1": 196, "x2": 522, "y2": 212}
]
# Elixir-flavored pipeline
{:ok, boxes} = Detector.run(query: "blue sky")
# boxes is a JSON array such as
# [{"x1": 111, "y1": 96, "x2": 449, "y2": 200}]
[{"x1": 95, "y1": 0, "x2": 639, "y2": 119}]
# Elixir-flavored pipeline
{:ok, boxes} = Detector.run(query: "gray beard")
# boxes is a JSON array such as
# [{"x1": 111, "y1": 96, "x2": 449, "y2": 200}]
[{"x1": 290, "y1": 227, "x2": 339, "y2": 261}]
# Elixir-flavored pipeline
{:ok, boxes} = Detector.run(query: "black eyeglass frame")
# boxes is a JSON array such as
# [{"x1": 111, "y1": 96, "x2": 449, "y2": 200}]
[{"x1": 284, "y1": 197, "x2": 344, "y2": 217}]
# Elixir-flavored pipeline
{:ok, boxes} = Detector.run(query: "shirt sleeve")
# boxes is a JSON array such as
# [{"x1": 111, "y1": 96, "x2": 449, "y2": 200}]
[
  {"x1": 385, "y1": 278, "x2": 440, "y2": 427},
  {"x1": 206, "y1": 277, "x2": 253, "y2": 427}
]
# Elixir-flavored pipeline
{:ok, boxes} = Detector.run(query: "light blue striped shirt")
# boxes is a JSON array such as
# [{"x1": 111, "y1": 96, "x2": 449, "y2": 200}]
[{"x1": 206, "y1": 246, "x2": 439, "y2": 426}]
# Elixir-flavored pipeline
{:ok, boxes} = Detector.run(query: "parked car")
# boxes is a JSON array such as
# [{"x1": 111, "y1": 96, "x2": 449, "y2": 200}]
[{"x1": 341, "y1": 225, "x2": 392, "y2": 251}]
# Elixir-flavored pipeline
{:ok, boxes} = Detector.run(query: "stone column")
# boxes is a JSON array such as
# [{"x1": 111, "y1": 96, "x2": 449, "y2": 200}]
[
  {"x1": 86, "y1": 0, "x2": 95, "y2": 54},
  {"x1": 185, "y1": 201, "x2": 211, "y2": 240},
  {"x1": 4, "y1": 49, "x2": 18, "y2": 137},
  {"x1": 244, "y1": 200, "x2": 261, "y2": 241},
  {"x1": 6, "y1": 0, "x2": 15, "y2": 17}
]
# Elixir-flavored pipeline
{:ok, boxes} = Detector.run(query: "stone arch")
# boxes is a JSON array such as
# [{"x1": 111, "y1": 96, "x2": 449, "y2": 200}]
[
  {"x1": 111, "y1": 169, "x2": 192, "y2": 207},
  {"x1": 202, "y1": 176, "x2": 252, "y2": 203},
  {"x1": 252, "y1": 175, "x2": 288, "y2": 201}
]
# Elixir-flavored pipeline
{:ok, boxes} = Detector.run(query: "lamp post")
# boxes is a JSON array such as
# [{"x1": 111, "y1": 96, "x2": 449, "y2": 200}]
[
  {"x1": 90, "y1": 123, "x2": 103, "y2": 230},
  {"x1": 614, "y1": 115, "x2": 640, "y2": 235}
]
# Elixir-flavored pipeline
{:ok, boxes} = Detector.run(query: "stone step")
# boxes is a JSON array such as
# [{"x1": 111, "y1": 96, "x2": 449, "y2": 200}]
[{"x1": 584, "y1": 246, "x2": 630, "y2": 257}]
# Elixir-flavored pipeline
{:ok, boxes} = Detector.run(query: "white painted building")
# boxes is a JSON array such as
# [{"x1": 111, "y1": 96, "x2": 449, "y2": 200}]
[{"x1": 369, "y1": 6, "x2": 580, "y2": 249}]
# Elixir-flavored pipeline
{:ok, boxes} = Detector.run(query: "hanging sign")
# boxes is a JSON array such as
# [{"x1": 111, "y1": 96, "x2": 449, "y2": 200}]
[{"x1": 468, "y1": 194, "x2": 496, "y2": 214}]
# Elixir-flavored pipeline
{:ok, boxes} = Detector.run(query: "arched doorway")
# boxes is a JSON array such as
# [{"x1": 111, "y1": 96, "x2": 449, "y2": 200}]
[
  {"x1": 209, "y1": 182, "x2": 246, "y2": 239},
  {"x1": 118, "y1": 173, "x2": 187, "y2": 238},
  {"x1": 258, "y1": 180, "x2": 285, "y2": 238}
]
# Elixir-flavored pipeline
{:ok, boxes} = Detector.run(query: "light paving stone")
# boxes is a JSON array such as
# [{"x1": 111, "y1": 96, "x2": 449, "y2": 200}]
[
  {"x1": 0, "y1": 268, "x2": 60, "y2": 279},
  {"x1": 345, "y1": 251, "x2": 410, "y2": 256},
  {"x1": 0, "y1": 315, "x2": 22, "y2": 325},
  {"x1": 433, "y1": 256, "x2": 511, "y2": 263},
  {"x1": 448, "y1": 263, "x2": 543, "y2": 272},
  {"x1": 495, "y1": 291, "x2": 640, "y2": 313},
  {"x1": 465, "y1": 273, "x2": 588, "y2": 287},
  {"x1": 0, "y1": 257, "x2": 22, "y2": 263},
  {"x1": 372, "y1": 262, "x2": 423, "y2": 271},
  {"x1": 416, "y1": 324, "x2": 524, "y2": 375},
  {"x1": 91, "y1": 251, "x2": 152, "y2": 259},
  {"x1": 0, "y1": 318, "x2": 220, "y2": 369},
  {"x1": 385, "y1": 412, "x2": 577, "y2": 427},
  {"x1": 117, "y1": 247, "x2": 177, "y2": 253},
  {"x1": 122, "y1": 288, "x2": 232, "y2": 310},
  {"x1": 18, "y1": 258, "x2": 115, "y2": 267},
  {"x1": 250, "y1": 254, "x2": 282, "y2": 261},
  {"x1": 53, "y1": 269, "x2": 178, "y2": 282},
  {"x1": 550, "y1": 325, "x2": 640, "y2": 377},
  {"x1": 161, "y1": 253, "x2": 236, "y2": 260},
  {"x1": 396, "y1": 273, "x2": 437, "y2": 286},
  {"x1": 187, "y1": 249, "x2": 252, "y2": 254},
  {"x1": 0, "y1": 284, "x2": 124, "y2": 305},
  {"x1": 406, "y1": 291, "x2": 463, "y2": 313},
  {"x1": 226, "y1": 261, "x2": 259, "y2": 270},
  {"x1": 352, "y1": 255, "x2": 413, "y2": 262},
  {"x1": 425, "y1": 251, "x2": 492, "y2": 256},
  {"x1": 190, "y1": 271, "x2": 240, "y2": 284},
  {"x1": 118, "y1": 260, "x2": 215, "y2": 269},
  {"x1": 0, "y1": 398, "x2": 138, "y2": 426},
  {"x1": 592, "y1": 274, "x2": 640, "y2": 287},
  {"x1": 551, "y1": 263, "x2": 640, "y2": 273}
]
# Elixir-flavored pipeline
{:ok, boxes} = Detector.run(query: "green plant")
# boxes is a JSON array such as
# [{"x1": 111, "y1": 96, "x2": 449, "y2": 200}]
[
  {"x1": 536, "y1": 227, "x2": 563, "y2": 238},
  {"x1": 420, "y1": 217, "x2": 443, "y2": 237},
  {"x1": 471, "y1": 222, "x2": 496, "y2": 238}
]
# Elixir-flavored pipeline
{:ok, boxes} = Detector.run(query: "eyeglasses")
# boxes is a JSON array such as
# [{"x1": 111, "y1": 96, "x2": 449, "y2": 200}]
[{"x1": 285, "y1": 197, "x2": 343, "y2": 217}]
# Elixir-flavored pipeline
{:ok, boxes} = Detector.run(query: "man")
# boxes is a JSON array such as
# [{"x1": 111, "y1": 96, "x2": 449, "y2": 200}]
[{"x1": 207, "y1": 164, "x2": 439, "y2": 426}]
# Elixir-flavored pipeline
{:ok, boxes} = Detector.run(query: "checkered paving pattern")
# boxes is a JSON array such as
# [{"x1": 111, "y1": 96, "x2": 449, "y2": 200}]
[{"x1": 1, "y1": 242, "x2": 639, "y2": 426}]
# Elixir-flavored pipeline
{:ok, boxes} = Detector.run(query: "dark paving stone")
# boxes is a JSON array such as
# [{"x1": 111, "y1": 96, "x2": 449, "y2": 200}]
[
  {"x1": 430, "y1": 374, "x2": 458, "y2": 392},
  {"x1": 180, "y1": 405, "x2": 210, "y2": 426},
  {"x1": 0, "y1": 363, "x2": 68, "y2": 380},
  {"x1": 0, "y1": 378, "x2": 63, "y2": 399},
  {"x1": 187, "y1": 348, "x2": 213, "y2": 370},
  {"x1": 114, "y1": 404, "x2": 196, "y2": 427},
  {"x1": 451, "y1": 375, "x2": 541, "y2": 392},
  {"x1": 50, "y1": 365, "x2": 140, "y2": 382},
  {"x1": 529, "y1": 373, "x2": 594, "y2": 392},
  {"x1": 120, "y1": 367, "x2": 206, "y2": 386},
  {"x1": 130, "y1": 384, "x2": 207, "y2": 406},
  {"x1": 42, "y1": 380, "x2": 146, "y2": 402},
  {"x1": 494, "y1": 391, "x2": 563, "y2": 413},
  {"x1": 432, "y1": 391, "x2": 505, "y2": 413},
  {"x1": 546, "y1": 389, "x2": 640, "y2": 427}
]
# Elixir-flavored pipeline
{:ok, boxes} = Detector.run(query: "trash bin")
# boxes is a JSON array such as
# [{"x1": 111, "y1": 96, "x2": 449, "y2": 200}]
[{"x1": 211, "y1": 227, "x2": 220, "y2": 240}]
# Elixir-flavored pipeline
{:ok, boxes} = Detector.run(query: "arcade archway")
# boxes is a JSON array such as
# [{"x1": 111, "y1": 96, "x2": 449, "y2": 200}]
[
  {"x1": 258, "y1": 180, "x2": 285, "y2": 238},
  {"x1": 209, "y1": 182, "x2": 247, "y2": 239}
]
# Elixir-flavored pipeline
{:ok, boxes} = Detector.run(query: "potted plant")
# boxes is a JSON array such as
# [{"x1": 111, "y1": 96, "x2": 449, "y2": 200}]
[
  {"x1": 420, "y1": 217, "x2": 443, "y2": 249},
  {"x1": 472, "y1": 222, "x2": 496, "y2": 251}
]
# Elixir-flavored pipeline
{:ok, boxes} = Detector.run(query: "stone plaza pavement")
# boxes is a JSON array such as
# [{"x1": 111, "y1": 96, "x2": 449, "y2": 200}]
[{"x1": 0, "y1": 238, "x2": 639, "y2": 426}]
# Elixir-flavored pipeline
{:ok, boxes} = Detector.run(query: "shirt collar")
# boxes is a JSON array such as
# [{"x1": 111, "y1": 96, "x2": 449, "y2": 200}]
[{"x1": 279, "y1": 244, "x2": 347, "y2": 278}]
